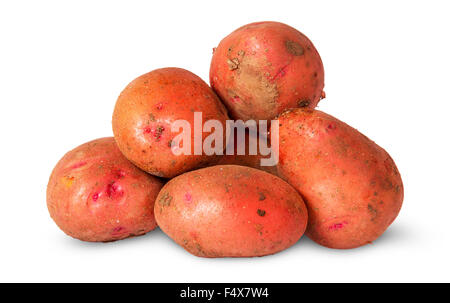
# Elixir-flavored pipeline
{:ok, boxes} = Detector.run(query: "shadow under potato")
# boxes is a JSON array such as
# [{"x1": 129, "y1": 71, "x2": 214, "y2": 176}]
[
  {"x1": 290, "y1": 223, "x2": 410, "y2": 252},
  {"x1": 62, "y1": 223, "x2": 409, "y2": 257},
  {"x1": 63, "y1": 227, "x2": 169, "y2": 248}
]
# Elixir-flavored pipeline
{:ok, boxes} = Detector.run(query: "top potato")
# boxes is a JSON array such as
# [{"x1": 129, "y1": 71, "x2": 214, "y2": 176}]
[
  {"x1": 210, "y1": 21, "x2": 324, "y2": 121},
  {"x1": 112, "y1": 67, "x2": 229, "y2": 178}
]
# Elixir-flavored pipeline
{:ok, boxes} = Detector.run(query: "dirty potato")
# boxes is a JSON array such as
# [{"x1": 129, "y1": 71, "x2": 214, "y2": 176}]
[
  {"x1": 47, "y1": 137, "x2": 164, "y2": 242},
  {"x1": 112, "y1": 67, "x2": 229, "y2": 178},
  {"x1": 210, "y1": 21, "x2": 325, "y2": 121},
  {"x1": 274, "y1": 109, "x2": 403, "y2": 249},
  {"x1": 155, "y1": 165, "x2": 308, "y2": 257}
]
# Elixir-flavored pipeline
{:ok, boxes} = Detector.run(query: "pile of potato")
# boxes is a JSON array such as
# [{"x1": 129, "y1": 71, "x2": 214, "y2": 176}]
[{"x1": 47, "y1": 21, "x2": 403, "y2": 256}]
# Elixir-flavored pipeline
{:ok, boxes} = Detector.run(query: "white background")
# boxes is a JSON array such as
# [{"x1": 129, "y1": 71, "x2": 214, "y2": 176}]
[{"x1": 1, "y1": 0, "x2": 449, "y2": 282}]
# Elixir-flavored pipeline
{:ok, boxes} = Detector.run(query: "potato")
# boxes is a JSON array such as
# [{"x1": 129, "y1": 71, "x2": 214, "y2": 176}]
[
  {"x1": 210, "y1": 21, "x2": 325, "y2": 121},
  {"x1": 155, "y1": 165, "x2": 308, "y2": 257},
  {"x1": 112, "y1": 67, "x2": 229, "y2": 178},
  {"x1": 47, "y1": 137, "x2": 164, "y2": 242},
  {"x1": 274, "y1": 109, "x2": 404, "y2": 249},
  {"x1": 217, "y1": 130, "x2": 278, "y2": 176}
]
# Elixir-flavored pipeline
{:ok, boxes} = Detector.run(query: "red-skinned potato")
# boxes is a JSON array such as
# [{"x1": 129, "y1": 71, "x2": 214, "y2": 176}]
[
  {"x1": 274, "y1": 109, "x2": 403, "y2": 249},
  {"x1": 47, "y1": 137, "x2": 164, "y2": 242},
  {"x1": 112, "y1": 67, "x2": 229, "y2": 178},
  {"x1": 155, "y1": 165, "x2": 308, "y2": 257},
  {"x1": 210, "y1": 21, "x2": 324, "y2": 121}
]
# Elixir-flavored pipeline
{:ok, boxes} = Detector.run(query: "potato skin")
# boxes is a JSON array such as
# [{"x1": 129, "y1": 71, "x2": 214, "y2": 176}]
[
  {"x1": 274, "y1": 109, "x2": 403, "y2": 249},
  {"x1": 210, "y1": 21, "x2": 324, "y2": 121},
  {"x1": 155, "y1": 165, "x2": 307, "y2": 257},
  {"x1": 112, "y1": 67, "x2": 229, "y2": 178},
  {"x1": 47, "y1": 137, "x2": 164, "y2": 242}
]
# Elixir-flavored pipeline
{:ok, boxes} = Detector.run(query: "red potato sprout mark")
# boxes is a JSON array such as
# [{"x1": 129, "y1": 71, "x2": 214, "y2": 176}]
[
  {"x1": 91, "y1": 171, "x2": 125, "y2": 202},
  {"x1": 111, "y1": 226, "x2": 127, "y2": 236},
  {"x1": 184, "y1": 192, "x2": 192, "y2": 202},
  {"x1": 115, "y1": 169, "x2": 126, "y2": 179},
  {"x1": 231, "y1": 95, "x2": 241, "y2": 103},
  {"x1": 271, "y1": 65, "x2": 289, "y2": 82},
  {"x1": 327, "y1": 123, "x2": 337, "y2": 131},
  {"x1": 143, "y1": 125, "x2": 165, "y2": 141},
  {"x1": 92, "y1": 192, "x2": 99, "y2": 201},
  {"x1": 70, "y1": 161, "x2": 87, "y2": 169},
  {"x1": 106, "y1": 181, "x2": 124, "y2": 199},
  {"x1": 328, "y1": 221, "x2": 348, "y2": 231},
  {"x1": 156, "y1": 103, "x2": 164, "y2": 110}
]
